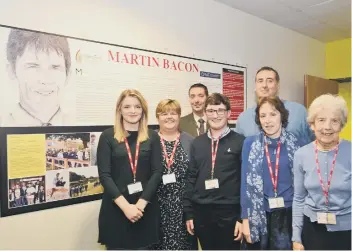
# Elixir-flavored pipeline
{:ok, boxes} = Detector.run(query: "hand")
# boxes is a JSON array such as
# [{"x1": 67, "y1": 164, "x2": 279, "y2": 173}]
[
  {"x1": 293, "y1": 242, "x2": 304, "y2": 250},
  {"x1": 234, "y1": 221, "x2": 243, "y2": 241},
  {"x1": 122, "y1": 204, "x2": 143, "y2": 223},
  {"x1": 136, "y1": 198, "x2": 148, "y2": 212},
  {"x1": 242, "y1": 219, "x2": 252, "y2": 244},
  {"x1": 186, "y1": 219, "x2": 194, "y2": 235},
  {"x1": 114, "y1": 196, "x2": 145, "y2": 223}
]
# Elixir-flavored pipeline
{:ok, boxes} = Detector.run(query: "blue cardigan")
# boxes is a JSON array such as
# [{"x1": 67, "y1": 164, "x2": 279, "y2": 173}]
[{"x1": 241, "y1": 135, "x2": 294, "y2": 218}]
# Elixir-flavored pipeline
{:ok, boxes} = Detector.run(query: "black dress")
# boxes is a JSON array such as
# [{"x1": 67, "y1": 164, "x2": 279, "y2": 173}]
[
  {"x1": 151, "y1": 140, "x2": 192, "y2": 250},
  {"x1": 97, "y1": 128, "x2": 163, "y2": 249}
]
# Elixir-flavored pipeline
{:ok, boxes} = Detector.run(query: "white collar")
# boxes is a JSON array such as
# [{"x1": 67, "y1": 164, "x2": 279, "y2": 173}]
[
  {"x1": 193, "y1": 113, "x2": 206, "y2": 123},
  {"x1": 207, "y1": 126, "x2": 231, "y2": 140},
  {"x1": 4, "y1": 103, "x2": 63, "y2": 126}
]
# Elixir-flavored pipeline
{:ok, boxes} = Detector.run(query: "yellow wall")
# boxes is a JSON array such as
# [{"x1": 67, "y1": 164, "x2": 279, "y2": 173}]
[
  {"x1": 325, "y1": 38, "x2": 351, "y2": 140},
  {"x1": 326, "y1": 38, "x2": 351, "y2": 78}
]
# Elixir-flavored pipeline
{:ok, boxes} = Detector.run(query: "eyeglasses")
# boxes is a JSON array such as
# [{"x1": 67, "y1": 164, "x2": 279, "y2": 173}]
[{"x1": 205, "y1": 108, "x2": 228, "y2": 116}]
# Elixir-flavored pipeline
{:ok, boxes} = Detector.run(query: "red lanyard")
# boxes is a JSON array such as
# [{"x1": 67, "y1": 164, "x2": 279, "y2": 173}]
[
  {"x1": 124, "y1": 138, "x2": 140, "y2": 183},
  {"x1": 264, "y1": 137, "x2": 281, "y2": 197},
  {"x1": 314, "y1": 141, "x2": 339, "y2": 208},
  {"x1": 160, "y1": 133, "x2": 180, "y2": 171},
  {"x1": 211, "y1": 137, "x2": 220, "y2": 179}
]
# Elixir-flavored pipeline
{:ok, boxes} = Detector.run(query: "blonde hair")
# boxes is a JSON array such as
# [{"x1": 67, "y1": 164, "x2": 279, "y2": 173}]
[
  {"x1": 155, "y1": 99, "x2": 181, "y2": 119},
  {"x1": 307, "y1": 94, "x2": 348, "y2": 128},
  {"x1": 114, "y1": 89, "x2": 149, "y2": 143}
]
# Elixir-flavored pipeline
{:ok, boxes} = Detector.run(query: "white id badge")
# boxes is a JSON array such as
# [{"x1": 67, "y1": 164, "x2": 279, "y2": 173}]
[
  {"x1": 127, "y1": 182, "x2": 143, "y2": 195},
  {"x1": 317, "y1": 212, "x2": 336, "y2": 225},
  {"x1": 162, "y1": 173, "x2": 176, "y2": 185},
  {"x1": 205, "y1": 179, "x2": 219, "y2": 190},
  {"x1": 268, "y1": 197, "x2": 285, "y2": 209}
]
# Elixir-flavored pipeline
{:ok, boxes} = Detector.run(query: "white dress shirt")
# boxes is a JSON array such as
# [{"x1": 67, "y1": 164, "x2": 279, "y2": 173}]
[{"x1": 193, "y1": 113, "x2": 207, "y2": 136}]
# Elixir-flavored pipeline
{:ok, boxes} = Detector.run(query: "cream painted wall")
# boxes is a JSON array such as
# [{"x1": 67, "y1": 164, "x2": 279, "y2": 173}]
[
  {"x1": 0, "y1": 0, "x2": 325, "y2": 249},
  {"x1": 0, "y1": 201, "x2": 102, "y2": 250}
]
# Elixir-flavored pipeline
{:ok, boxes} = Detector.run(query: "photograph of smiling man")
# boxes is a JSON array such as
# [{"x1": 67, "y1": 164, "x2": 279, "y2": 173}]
[{"x1": 1, "y1": 28, "x2": 74, "y2": 126}]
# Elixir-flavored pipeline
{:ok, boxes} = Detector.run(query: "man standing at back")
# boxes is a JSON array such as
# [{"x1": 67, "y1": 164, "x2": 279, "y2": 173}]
[
  {"x1": 179, "y1": 83, "x2": 209, "y2": 137},
  {"x1": 235, "y1": 66, "x2": 314, "y2": 145}
]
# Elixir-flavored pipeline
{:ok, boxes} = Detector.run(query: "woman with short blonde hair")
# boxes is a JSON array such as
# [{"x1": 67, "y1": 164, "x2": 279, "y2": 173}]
[
  {"x1": 97, "y1": 89, "x2": 163, "y2": 250},
  {"x1": 292, "y1": 94, "x2": 351, "y2": 250},
  {"x1": 150, "y1": 99, "x2": 196, "y2": 250},
  {"x1": 155, "y1": 99, "x2": 182, "y2": 118}
]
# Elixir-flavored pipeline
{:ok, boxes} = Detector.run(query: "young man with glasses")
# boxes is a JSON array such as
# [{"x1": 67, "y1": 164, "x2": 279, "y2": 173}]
[{"x1": 184, "y1": 93, "x2": 245, "y2": 250}]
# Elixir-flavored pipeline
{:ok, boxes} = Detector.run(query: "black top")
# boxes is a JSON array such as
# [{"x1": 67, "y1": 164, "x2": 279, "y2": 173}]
[
  {"x1": 97, "y1": 127, "x2": 163, "y2": 249},
  {"x1": 184, "y1": 130, "x2": 245, "y2": 220}
]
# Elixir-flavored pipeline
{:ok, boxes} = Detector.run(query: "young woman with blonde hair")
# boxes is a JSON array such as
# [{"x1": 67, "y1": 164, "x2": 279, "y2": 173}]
[{"x1": 97, "y1": 89, "x2": 163, "y2": 250}]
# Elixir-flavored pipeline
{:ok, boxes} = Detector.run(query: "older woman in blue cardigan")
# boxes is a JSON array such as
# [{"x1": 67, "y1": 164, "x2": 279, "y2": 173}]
[{"x1": 292, "y1": 94, "x2": 351, "y2": 250}]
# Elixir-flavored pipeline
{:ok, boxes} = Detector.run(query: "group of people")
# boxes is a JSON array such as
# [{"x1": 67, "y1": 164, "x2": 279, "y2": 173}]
[
  {"x1": 9, "y1": 180, "x2": 45, "y2": 207},
  {"x1": 3, "y1": 27, "x2": 349, "y2": 251},
  {"x1": 70, "y1": 183, "x2": 89, "y2": 197},
  {"x1": 96, "y1": 66, "x2": 351, "y2": 250},
  {"x1": 46, "y1": 148, "x2": 91, "y2": 169}
]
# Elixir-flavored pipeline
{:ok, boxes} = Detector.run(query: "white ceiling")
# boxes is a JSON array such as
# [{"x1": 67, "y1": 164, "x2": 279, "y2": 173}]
[{"x1": 214, "y1": 0, "x2": 351, "y2": 42}]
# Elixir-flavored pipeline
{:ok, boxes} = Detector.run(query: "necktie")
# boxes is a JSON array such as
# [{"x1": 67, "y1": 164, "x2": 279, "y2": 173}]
[{"x1": 198, "y1": 118, "x2": 205, "y2": 135}]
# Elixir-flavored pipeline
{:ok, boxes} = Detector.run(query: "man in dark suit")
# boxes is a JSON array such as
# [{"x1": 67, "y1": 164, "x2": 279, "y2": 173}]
[{"x1": 180, "y1": 83, "x2": 209, "y2": 137}]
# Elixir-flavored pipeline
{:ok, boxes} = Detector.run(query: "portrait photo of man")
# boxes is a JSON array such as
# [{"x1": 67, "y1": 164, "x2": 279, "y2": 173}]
[{"x1": 1, "y1": 28, "x2": 75, "y2": 126}]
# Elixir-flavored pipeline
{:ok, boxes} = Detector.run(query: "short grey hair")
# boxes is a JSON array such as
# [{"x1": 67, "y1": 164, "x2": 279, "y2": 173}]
[{"x1": 307, "y1": 94, "x2": 348, "y2": 128}]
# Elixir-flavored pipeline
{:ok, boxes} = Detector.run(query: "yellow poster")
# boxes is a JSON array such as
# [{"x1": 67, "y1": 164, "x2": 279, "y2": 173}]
[{"x1": 7, "y1": 134, "x2": 46, "y2": 179}]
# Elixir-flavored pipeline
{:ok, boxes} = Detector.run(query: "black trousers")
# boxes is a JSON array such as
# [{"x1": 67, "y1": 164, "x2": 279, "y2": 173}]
[
  {"x1": 193, "y1": 203, "x2": 241, "y2": 250},
  {"x1": 302, "y1": 215, "x2": 351, "y2": 250},
  {"x1": 244, "y1": 208, "x2": 292, "y2": 250},
  {"x1": 189, "y1": 235, "x2": 199, "y2": 250}
]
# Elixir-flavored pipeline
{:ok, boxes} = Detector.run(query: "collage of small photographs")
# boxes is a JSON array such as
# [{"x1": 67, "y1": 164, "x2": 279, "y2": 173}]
[{"x1": 8, "y1": 132, "x2": 104, "y2": 209}]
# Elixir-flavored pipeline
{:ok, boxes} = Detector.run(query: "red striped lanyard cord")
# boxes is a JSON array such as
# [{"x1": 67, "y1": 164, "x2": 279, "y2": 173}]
[
  {"x1": 264, "y1": 136, "x2": 281, "y2": 197},
  {"x1": 314, "y1": 141, "x2": 339, "y2": 208},
  {"x1": 124, "y1": 138, "x2": 140, "y2": 183},
  {"x1": 160, "y1": 133, "x2": 180, "y2": 171},
  {"x1": 211, "y1": 137, "x2": 220, "y2": 179}
]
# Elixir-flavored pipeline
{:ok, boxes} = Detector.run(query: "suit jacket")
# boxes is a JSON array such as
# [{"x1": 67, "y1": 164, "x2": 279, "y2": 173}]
[{"x1": 180, "y1": 113, "x2": 208, "y2": 138}]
